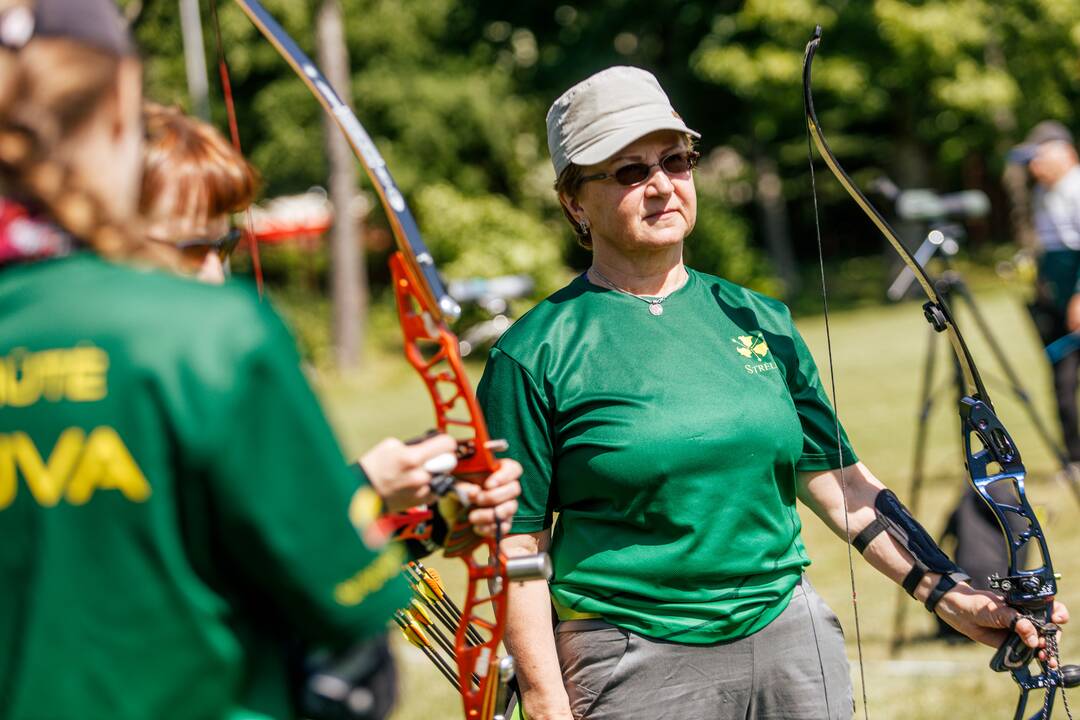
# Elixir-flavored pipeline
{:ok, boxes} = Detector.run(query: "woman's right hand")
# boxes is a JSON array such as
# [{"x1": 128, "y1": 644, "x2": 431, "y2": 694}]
[{"x1": 453, "y1": 458, "x2": 521, "y2": 536}]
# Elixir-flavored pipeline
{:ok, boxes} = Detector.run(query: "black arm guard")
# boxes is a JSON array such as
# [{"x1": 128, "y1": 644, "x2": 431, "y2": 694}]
[{"x1": 851, "y1": 489, "x2": 969, "y2": 608}]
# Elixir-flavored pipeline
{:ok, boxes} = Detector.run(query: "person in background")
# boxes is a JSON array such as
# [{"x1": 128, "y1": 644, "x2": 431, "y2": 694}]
[
  {"x1": 482, "y1": 66, "x2": 1068, "y2": 720},
  {"x1": 0, "y1": 2, "x2": 518, "y2": 719},
  {"x1": 140, "y1": 101, "x2": 250, "y2": 284},
  {"x1": 1010, "y1": 120, "x2": 1080, "y2": 462}
]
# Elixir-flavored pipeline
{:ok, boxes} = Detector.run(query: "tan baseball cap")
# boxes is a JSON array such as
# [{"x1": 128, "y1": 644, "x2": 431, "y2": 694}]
[
  {"x1": 1008, "y1": 120, "x2": 1075, "y2": 164},
  {"x1": 546, "y1": 66, "x2": 700, "y2": 177}
]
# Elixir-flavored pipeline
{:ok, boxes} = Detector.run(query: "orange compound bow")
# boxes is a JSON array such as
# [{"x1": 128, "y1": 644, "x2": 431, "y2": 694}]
[
  {"x1": 389, "y1": 250, "x2": 521, "y2": 718},
  {"x1": 228, "y1": 2, "x2": 549, "y2": 717}
]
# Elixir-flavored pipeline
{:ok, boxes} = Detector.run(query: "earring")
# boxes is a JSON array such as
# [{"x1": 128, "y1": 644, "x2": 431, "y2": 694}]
[{"x1": 578, "y1": 219, "x2": 589, "y2": 235}]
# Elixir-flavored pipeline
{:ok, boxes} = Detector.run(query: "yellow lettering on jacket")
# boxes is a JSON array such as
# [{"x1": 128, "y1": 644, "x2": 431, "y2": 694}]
[
  {"x1": 0, "y1": 346, "x2": 108, "y2": 407},
  {"x1": 0, "y1": 427, "x2": 151, "y2": 510},
  {"x1": 333, "y1": 544, "x2": 406, "y2": 606}
]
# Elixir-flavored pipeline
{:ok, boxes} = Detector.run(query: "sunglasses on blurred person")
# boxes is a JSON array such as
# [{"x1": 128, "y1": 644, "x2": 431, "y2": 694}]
[
  {"x1": 579, "y1": 150, "x2": 699, "y2": 187},
  {"x1": 169, "y1": 227, "x2": 242, "y2": 266}
]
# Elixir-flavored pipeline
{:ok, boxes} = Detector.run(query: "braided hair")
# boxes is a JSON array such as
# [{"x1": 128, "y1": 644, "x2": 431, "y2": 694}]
[{"x1": 0, "y1": 0, "x2": 159, "y2": 262}]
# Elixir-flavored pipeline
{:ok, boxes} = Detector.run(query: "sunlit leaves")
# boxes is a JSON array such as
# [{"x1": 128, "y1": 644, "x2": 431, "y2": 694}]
[
  {"x1": 931, "y1": 61, "x2": 1019, "y2": 118},
  {"x1": 412, "y1": 183, "x2": 568, "y2": 300}
]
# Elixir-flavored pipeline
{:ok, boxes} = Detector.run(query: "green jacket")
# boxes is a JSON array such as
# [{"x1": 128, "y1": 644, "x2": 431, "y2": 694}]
[{"x1": 0, "y1": 254, "x2": 410, "y2": 720}]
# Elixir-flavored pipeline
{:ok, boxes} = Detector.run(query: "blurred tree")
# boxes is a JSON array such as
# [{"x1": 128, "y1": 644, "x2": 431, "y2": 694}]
[
  {"x1": 316, "y1": 0, "x2": 366, "y2": 369},
  {"x1": 125, "y1": 0, "x2": 1080, "y2": 360},
  {"x1": 691, "y1": 0, "x2": 1080, "y2": 272}
]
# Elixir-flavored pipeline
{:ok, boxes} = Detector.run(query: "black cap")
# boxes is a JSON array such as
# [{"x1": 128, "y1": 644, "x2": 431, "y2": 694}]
[
  {"x1": 0, "y1": 0, "x2": 134, "y2": 56},
  {"x1": 1009, "y1": 120, "x2": 1075, "y2": 164}
]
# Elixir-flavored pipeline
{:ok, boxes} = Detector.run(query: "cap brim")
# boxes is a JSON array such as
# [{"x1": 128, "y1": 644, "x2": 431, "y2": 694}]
[
  {"x1": 570, "y1": 120, "x2": 701, "y2": 167},
  {"x1": 1007, "y1": 145, "x2": 1038, "y2": 164}
]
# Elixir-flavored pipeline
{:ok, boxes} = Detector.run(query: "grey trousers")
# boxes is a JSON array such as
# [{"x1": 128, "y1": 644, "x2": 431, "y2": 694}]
[{"x1": 553, "y1": 577, "x2": 853, "y2": 720}]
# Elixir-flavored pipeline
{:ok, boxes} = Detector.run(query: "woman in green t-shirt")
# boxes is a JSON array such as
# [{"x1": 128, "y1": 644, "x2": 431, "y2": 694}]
[{"x1": 479, "y1": 66, "x2": 1069, "y2": 720}]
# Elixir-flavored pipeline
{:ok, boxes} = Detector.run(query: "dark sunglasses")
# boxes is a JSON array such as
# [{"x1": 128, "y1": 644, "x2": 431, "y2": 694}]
[
  {"x1": 173, "y1": 227, "x2": 243, "y2": 263},
  {"x1": 579, "y1": 150, "x2": 700, "y2": 187}
]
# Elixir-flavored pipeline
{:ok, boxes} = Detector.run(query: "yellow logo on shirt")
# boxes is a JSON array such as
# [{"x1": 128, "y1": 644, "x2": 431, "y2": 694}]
[
  {"x1": 733, "y1": 332, "x2": 778, "y2": 375},
  {"x1": 0, "y1": 427, "x2": 151, "y2": 509},
  {"x1": 334, "y1": 543, "x2": 406, "y2": 606},
  {"x1": 733, "y1": 333, "x2": 769, "y2": 359},
  {"x1": 0, "y1": 345, "x2": 108, "y2": 407}
]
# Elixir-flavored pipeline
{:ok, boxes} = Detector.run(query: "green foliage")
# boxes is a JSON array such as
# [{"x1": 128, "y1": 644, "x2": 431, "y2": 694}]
[
  {"x1": 269, "y1": 284, "x2": 334, "y2": 366},
  {"x1": 131, "y1": 0, "x2": 1080, "y2": 364},
  {"x1": 686, "y1": 200, "x2": 777, "y2": 296},
  {"x1": 413, "y1": 183, "x2": 570, "y2": 329},
  {"x1": 414, "y1": 184, "x2": 564, "y2": 289}
]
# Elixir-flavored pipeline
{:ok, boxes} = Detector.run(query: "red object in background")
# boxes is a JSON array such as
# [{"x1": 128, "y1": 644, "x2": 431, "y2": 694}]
[{"x1": 233, "y1": 191, "x2": 334, "y2": 248}]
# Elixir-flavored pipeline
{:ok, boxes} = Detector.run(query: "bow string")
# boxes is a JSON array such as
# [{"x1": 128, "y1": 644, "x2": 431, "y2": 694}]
[{"x1": 208, "y1": 0, "x2": 263, "y2": 295}]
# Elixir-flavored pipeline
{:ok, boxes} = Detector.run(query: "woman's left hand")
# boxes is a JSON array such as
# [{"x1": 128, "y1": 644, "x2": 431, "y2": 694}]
[
  {"x1": 935, "y1": 581, "x2": 1070, "y2": 665},
  {"x1": 452, "y1": 458, "x2": 522, "y2": 537}
]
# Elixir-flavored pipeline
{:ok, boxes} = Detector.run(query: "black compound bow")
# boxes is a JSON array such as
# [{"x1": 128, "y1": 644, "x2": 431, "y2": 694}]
[{"x1": 803, "y1": 25, "x2": 1079, "y2": 720}]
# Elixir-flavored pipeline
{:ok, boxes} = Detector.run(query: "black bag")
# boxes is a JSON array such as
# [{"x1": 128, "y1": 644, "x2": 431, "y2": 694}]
[{"x1": 298, "y1": 633, "x2": 398, "y2": 720}]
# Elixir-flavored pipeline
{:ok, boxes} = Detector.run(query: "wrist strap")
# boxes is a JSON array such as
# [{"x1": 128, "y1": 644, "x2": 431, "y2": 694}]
[
  {"x1": 924, "y1": 574, "x2": 959, "y2": 613},
  {"x1": 902, "y1": 563, "x2": 927, "y2": 598}
]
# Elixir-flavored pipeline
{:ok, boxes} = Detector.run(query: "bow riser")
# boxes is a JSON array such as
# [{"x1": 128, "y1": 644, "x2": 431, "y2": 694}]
[
  {"x1": 962, "y1": 399, "x2": 1057, "y2": 607},
  {"x1": 390, "y1": 255, "x2": 499, "y2": 481},
  {"x1": 386, "y1": 191, "x2": 518, "y2": 720}
]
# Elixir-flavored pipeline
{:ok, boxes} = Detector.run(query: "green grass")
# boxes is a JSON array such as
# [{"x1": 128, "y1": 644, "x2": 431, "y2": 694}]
[{"x1": 312, "y1": 281, "x2": 1080, "y2": 720}]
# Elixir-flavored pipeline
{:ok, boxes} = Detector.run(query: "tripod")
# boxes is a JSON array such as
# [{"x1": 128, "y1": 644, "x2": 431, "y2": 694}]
[{"x1": 888, "y1": 226, "x2": 1080, "y2": 655}]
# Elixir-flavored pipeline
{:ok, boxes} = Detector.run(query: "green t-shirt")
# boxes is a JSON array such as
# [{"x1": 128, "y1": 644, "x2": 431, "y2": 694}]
[
  {"x1": 0, "y1": 254, "x2": 410, "y2": 720},
  {"x1": 477, "y1": 268, "x2": 857, "y2": 644}
]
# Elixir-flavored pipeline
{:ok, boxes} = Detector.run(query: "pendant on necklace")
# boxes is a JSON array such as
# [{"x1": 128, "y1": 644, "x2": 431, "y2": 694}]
[{"x1": 649, "y1": 302, "x2": 664, "y2": 316}]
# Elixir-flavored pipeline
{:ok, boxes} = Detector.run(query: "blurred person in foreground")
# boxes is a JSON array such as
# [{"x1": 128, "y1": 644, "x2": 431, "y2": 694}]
[
  {"x1": 480, "y1": 66, "x2": 1069, "y2": 720},
  {"x1": 1010, "y1": 120, "x2": 1080, "y2": 462},
  {"x1": 0, "y1": 2, "x2": 519, "y2": 719}
]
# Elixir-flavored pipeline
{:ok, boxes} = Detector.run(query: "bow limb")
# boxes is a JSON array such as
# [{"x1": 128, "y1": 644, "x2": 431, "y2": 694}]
[
  {"x1": 803, "y1": 25, "x2": 1071, "y2": 720},
  {"x1": 228, "y1": 3, "x2": 535, "y2": 718},
  {"x1": 802, "y1": 28, "x2": 987, "y2": 405},
  {"x1": 231, "y1": 0, "x2": 458, "y2": 324}
]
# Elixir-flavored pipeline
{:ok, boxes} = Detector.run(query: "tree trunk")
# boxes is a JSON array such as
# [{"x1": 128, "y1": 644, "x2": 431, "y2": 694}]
[
  {"x1": 1002, "y1": 164, "x2": 1037, "y2": 253},
  {"x1": 753, "y1": 153, "x2": 799, "y2": 299},
  {"x1": 316, "y1": 0, "x2": 367, "y2": 369},
  {"x1": 984, "y1": 40, "x2": 1036, "y2": 253}
]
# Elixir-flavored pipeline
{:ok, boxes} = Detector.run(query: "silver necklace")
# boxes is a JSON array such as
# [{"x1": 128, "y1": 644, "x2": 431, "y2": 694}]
[{"x1": 588, "y1": 267, "x2": 686, "y2": 316}]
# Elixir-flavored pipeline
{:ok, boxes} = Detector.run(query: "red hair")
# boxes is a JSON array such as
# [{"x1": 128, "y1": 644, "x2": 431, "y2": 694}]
[{"x1": 139, "y1": 102, "x2": 259, "y2": 226}]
